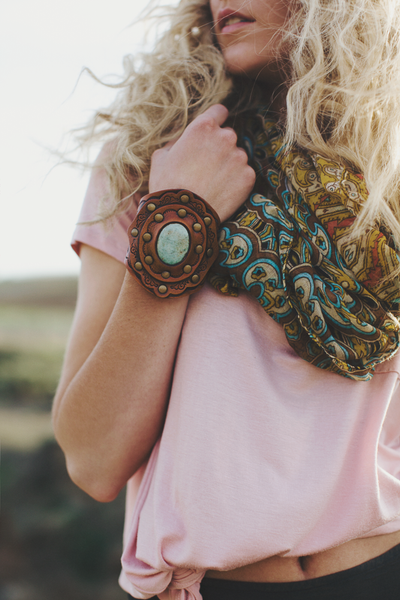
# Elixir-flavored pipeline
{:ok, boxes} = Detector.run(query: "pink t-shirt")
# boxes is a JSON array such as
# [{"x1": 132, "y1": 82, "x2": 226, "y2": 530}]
[{"x1": 72, "y1": 164, "x2": 400, "y2": 600}]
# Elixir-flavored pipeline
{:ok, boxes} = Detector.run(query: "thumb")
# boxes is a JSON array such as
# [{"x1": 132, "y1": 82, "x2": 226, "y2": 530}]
[{"x1": 163, "y1": 135, "x2": 180, "y2": 151}]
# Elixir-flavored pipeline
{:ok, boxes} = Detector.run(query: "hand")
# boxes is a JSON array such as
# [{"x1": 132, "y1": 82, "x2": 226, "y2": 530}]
[{"x1": 149, "y1": 104, "x2": 256, "y2": 222}]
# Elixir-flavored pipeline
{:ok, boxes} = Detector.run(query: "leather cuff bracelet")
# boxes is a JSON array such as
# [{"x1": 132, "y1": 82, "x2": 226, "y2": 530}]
[{"x1": 125, "y1": 189, "x2": 221, "y2": 298}]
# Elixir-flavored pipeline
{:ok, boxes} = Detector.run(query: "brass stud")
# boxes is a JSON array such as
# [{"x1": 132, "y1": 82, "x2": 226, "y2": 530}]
[
  {"x1": 154, "y1": 213, "x2": 164, "y2": 222},
  {"x1": 191, "y1": 274, "x2": 200, "y2": 284},
  {"x1": 143, "y1": 233, "x2": 152, "y2": 242},
  {"x1": 207, "y1": 248, "x2": 213, "y2": 258},
  {"x1": 147, "y1": 203, "x2": 156, "y2": 212},
  {"x1": 158, "y1": 285, "x2": 168, "y2": 294},
  {"x1": 131, "y1": 228, "x2": 139, "y2": 237},
  {"x1": 144, "y1": 256, "x2": 154, "y2": 265},
  {"x1": 183, "y1": 265, "x2": 192, "y2": 274},
  {"x1": 180, "y1": 194, "x2": 189, "y2": 204},
  {"x1": 178, "y1": 209, "x2": 187, "y2": 218},
  {"x1": 193, "y1": 223, "x2": 201, "y2": 232},
  {"x1": 134, "y1": 261, "x2": 143, "y2": 271},
  {"x1": 162, "y1": 271, "x2": 171, "y2": 279},
  {"x1": 195, "y1": 245, "x2": 203, "y2": 254},
  {"x1": 204, "y1": 217, "x2": 211, "y2": 226}
]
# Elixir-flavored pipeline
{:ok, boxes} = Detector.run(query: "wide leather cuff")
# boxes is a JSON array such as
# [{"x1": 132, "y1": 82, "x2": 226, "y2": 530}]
[{"x1": 125, "y1": 189, "x2": 220, "y2": 298}]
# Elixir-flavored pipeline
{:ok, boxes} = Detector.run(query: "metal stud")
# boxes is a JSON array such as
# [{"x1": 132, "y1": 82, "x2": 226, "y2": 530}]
[
  {"x1": 193, "y1": 223, "x2": 201, "y2": 232},
  {"x1": 154, "y1": 213, "x2": 164, "y2": 222},
  {"x1": 195, "y1": 245, "x2": 203, "y2": 254},
  {"x1": 191, "y1": 274, "x2": 200, "y2": 283},
  {"x1": 143, "y1": 233, "x2": 152, "y2": 242},
  {"x1": 144, "y1": 256, "x2": 154, "y2": 265},
  {"x1": 207, "y1": 248, "x2": 213, "y2": 258},
  {"x1": 158, "y1": 285, "x2": 168, "y2": 294},
  {"x1": 134, "y1": 261, "x2": 143, "y2": 270},
  {"x1": 162, "y1": 271, "x2": 171, "y2": 279},
  {"x1": 178, "y1": 209, "x2": 187, "y2": 218},
  {"x1": 147, "y1": 203, "x2": 156, "y2": 212},
  {"x1": 131, "y1": 228, "x2": 139, "y2": 237},
  {"x1": 180, "y1": 194, "x2": 189, "y2": 204},
  {"x1": 204, "y1": 217, "x2": 211, "y2": 226},
  {"x1": 183, "y1": 265, "x2": 192, "y2": 274}
]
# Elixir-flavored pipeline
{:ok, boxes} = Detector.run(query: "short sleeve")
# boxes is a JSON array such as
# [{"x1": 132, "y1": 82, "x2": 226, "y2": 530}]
[{"x1": 71, "y1": 149, "x2": 141, "y2": 265}]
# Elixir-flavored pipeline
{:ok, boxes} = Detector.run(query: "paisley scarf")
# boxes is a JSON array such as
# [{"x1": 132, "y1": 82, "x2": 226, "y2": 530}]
[{"x1": 209, "y1": 109, "x2": 400, "y2": 380}]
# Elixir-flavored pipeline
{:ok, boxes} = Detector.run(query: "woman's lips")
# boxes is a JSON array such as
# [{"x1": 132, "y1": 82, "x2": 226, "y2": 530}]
[
  {"x1": 217, "y1": 9, "x2": 255, "y2": 34},
  {"x1": 221, "y1": 18, "x2": 254, "y2": 34}
]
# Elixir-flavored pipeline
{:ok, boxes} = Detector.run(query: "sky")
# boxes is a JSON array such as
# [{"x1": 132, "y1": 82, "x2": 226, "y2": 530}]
[{"x1": 0, "y1": 0, "x2": 173, "y2": 280}]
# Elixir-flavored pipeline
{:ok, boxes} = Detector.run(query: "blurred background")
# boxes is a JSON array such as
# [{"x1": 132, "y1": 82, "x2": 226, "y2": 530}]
[
  {"x1": 0, "y1": 277, "x2": 127, "y2": 600},
  {"x1": 0, "y1": 1, "x2": 174, "y2": 598}
]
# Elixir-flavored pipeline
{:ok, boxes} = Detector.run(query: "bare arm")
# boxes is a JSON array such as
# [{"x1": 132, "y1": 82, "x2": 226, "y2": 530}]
[
  {"x1": 52, "y1": 245, "x2": 189, "y2": 501},
  {"x1": 52, "y1": 105, "x2": 255, "y2": 501}
]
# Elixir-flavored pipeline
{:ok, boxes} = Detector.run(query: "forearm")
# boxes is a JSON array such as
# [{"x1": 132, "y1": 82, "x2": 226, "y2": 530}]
[{"x1": 53, "y1": 272, "x2": 188, "y2": 501}]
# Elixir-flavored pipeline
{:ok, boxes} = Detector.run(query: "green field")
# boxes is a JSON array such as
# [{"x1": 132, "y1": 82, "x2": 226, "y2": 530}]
[
  {"x1": 0, "y1": 277, "x2": 77, "y2": 409},
  {"x1": 0, "y1": 304, "x2": 74, "y2": 409}
]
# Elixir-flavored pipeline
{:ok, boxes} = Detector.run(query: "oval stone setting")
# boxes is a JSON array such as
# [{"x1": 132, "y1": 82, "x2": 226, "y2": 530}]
[{"x1": 157, "y1": 223, "x2": 190, "y2": 265}]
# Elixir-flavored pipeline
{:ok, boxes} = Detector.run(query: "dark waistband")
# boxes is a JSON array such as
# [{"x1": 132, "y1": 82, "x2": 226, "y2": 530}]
[{"x1": 200, "y1": 541, "x2": 400, "y2": 599}]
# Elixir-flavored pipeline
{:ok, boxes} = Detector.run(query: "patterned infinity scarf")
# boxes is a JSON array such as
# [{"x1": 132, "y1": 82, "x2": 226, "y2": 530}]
[{"x1": 209, "y1": 109, "x2": 400, "y2": 380}]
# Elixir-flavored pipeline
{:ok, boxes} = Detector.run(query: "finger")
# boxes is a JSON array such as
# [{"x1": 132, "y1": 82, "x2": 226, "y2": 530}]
[{"x1": 202, "y1": 104, "x2": 229, "y2": 127}]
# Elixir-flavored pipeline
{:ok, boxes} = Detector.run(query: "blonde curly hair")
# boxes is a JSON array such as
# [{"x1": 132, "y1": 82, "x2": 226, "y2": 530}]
[{"x1": 78, "y1": 0, "x2": 400, "y2": 249}]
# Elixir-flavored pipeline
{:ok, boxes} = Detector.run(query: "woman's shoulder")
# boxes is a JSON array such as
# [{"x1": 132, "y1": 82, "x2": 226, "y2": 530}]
[{"x1": 71, "y1": 144, "x2": 141, "y2": 264}]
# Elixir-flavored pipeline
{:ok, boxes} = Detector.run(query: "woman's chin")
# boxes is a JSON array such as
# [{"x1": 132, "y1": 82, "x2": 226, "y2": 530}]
[{"x1": 225, "y1": 60, "x2": 284, "y2": 88}]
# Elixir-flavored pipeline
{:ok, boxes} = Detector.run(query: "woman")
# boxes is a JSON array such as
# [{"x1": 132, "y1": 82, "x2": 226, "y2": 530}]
[{"x1": 52, "y1": 0, "x2": 400, "y2": 598}]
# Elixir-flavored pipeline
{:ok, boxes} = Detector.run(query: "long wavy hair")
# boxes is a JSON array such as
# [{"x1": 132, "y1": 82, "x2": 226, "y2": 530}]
[{"x1": 77, "y1": 0, "x2": 400, "y2": 248}]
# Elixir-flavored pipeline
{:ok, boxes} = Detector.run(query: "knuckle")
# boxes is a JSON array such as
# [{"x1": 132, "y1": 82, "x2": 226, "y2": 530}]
[
  {"x1": 245, "y1": 166, "x2": 256, "y2": 185},
  {"x1": 193, "y1": 115, "x2": 216, "y2": 133},
  {"x1": 221, "y1": 127, "x2": 237, "y2": 144},
  {"x1": 235, "y1": 147, "x2": 249, "y2": 162}
]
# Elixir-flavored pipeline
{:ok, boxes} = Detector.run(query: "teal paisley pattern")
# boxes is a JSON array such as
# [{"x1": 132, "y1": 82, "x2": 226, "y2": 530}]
[{"x1": 209, "y1": 109, "x2": 400, "y2": 380}]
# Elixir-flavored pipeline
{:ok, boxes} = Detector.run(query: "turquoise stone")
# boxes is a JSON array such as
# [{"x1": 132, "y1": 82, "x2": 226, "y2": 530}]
[{"x1": 157, "y1": 223, "x2": 190, "y2": 265}]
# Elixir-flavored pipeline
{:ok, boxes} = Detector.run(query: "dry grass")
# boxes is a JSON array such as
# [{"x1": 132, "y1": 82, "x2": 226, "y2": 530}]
[
  {"x1": 0, "y1": 276, "x2": 77, "y2": 308},
  {"x1": 0, "y1": 408, "x2": 54, "y2": 450},
  {"x1": 0, "y1": 304, "x2": 74, "y2": 351}
]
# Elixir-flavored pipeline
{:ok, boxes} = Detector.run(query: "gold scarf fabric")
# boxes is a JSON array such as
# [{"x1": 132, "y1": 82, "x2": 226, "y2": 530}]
[{"x1": 209, "y1": 110, "x2": 400, "y2": 380}]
